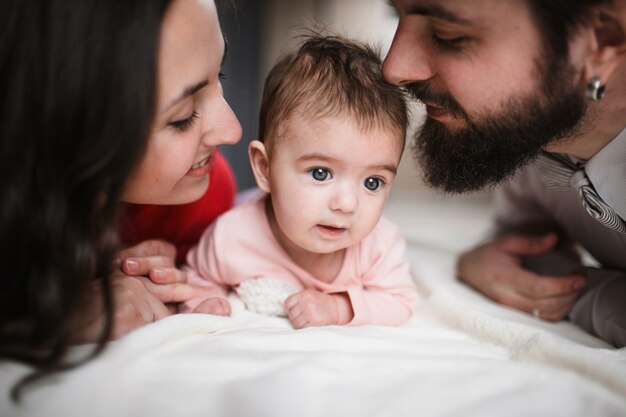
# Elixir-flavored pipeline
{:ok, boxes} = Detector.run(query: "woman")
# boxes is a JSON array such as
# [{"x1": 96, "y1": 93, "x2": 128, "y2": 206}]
[{"x1": 0, "y1": 0, "x2": 241, "y2": 389}]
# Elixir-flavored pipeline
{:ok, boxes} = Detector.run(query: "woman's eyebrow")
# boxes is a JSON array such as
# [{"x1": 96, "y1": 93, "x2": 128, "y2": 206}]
[{"x1": 164, "y1": 80, "x2": 209, "y2": 112}]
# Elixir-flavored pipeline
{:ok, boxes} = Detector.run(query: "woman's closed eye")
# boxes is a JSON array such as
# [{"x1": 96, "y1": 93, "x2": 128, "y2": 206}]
[
  {"x1": 169, "y1": 111, "x2": 199, "y2": 132},
  {"x1": 308, "y1": 167, "x2": 333, "y2": 182}
]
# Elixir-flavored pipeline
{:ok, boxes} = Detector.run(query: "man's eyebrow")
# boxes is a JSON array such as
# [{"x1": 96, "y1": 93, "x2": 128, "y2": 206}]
[
  {"x1": 409, "y1": 5, "x2": 473, "y2": 25},
  {"x1": 385, "y1": 1, "x2": 473, "y2": 26},
  {"x1": 385, "y1": 0, "x2": 400, "y2": 17},
  {"x1": 162, "y1": 35, "x2": 228, "y2": 112}
]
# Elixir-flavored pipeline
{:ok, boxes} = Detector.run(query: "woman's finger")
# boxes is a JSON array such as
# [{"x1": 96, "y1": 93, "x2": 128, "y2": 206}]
[
  {"x1": 117, "y1": 239, "x2": 177, "y2": 260},
  {"x1": 149, "y1": 266, "x2": 187, "y2": 284},
  {"x1": 121, "y1": 255, "x2": 175, "y2": 276},
  {"x1": 142, "y1": 279, "x2": 213, "y2": 303}
]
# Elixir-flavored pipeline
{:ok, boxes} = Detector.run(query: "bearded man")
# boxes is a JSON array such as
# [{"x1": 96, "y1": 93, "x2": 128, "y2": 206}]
[{"x1": 383, "y1": 0, "x2": 626, "y2": 347}]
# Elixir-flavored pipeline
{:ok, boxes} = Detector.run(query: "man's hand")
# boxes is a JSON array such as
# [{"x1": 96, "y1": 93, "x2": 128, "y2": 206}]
[
  {"x1": 285, "y1": 289, "x2": 353, "y2": 329},
  {"x1": 457, "y1": 233, "x2": 586, "y2": 321}
]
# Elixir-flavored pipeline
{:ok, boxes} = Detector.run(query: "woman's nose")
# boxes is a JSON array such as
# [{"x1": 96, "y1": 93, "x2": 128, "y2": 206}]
[
  {"x1": 217, "y1": 96, "x2": 242, "y2": 145},
  {"x1": 202, "y1": 95, "x2": 242, "y2": 147}
]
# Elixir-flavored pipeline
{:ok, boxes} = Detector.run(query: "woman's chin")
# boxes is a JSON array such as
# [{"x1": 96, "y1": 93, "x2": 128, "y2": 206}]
[
  {"x1": 172, "y1": 176, "x2": 210, "y2": 204},
  {"x1": 122, "y1": 176, "x2": 209, "y2": 205}
]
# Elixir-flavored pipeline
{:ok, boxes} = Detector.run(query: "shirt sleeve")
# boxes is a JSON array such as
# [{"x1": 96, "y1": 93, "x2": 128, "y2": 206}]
[
  {"x1": 179, "y1": 222, "x2": 230, "y2": 313},
  {"x1": 344, "y1": 220, "x2": 419, "y2": 326}
]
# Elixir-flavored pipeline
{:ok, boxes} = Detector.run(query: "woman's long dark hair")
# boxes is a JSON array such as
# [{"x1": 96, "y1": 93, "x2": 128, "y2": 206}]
[{"x1": 0, "y1": 0, "x2": 171, "y2": 396}]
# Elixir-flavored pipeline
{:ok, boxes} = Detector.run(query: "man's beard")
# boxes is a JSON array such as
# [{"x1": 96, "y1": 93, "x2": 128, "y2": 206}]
[{"x1": 408, "y1": 55, "x2": 587, "y2": 194}]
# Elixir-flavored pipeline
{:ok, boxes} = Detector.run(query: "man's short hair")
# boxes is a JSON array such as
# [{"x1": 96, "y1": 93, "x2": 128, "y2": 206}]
[{"x1": 528, "y1": 0, "x2": 614, "y2": 58}]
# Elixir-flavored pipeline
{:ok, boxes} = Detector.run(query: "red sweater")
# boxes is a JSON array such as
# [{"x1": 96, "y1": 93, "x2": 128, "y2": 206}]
[{"x1": 119, "y1": 150, "x2": 236, "y2": 264}]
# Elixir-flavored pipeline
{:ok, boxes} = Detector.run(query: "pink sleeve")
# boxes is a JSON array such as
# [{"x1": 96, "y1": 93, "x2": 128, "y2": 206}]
[
  {"x1": 179, "y1": 222, "x2": 230, "y2": 313},
  {"x1": 345, "y1": 221, "x2": 418, "y2": 326}
]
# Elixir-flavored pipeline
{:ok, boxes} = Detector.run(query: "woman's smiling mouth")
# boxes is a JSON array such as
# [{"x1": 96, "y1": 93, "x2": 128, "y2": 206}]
[{"x1": 186, "y1": 152, "x2": 214, "y2": 176}]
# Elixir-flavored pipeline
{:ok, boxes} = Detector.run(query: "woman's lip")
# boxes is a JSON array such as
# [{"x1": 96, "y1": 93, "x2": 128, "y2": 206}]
[{"x1": 186, "y1": 153, "x2": 214, "y2": 176}]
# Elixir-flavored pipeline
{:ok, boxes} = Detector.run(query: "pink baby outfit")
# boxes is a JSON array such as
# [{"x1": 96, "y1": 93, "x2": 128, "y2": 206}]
[{"x1": 182, "y1": 194, "x2": 418, "y2": 326}]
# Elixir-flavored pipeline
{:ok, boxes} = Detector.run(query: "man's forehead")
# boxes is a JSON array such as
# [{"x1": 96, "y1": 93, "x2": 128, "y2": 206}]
[{"x1": 388, "y1": 0, "x2": 516, "y2": 27}]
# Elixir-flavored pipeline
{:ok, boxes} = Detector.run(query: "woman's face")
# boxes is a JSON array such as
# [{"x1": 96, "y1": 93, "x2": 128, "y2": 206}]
[{"x1": 122, "y1": 0, "x2": 241, "y2": 204}]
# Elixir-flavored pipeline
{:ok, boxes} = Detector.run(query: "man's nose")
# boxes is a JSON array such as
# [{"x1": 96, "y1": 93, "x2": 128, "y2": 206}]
[{"x1": 383, "y1": 22, "x2": 435, "y2": 86}]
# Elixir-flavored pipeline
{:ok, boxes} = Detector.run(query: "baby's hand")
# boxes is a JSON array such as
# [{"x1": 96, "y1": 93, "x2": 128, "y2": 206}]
[
  {"x1": 285, "y1": 289, "x2": 353, "y2": 329},
  {"x1": 192, "y1": 297, "x2": 231, "y2": 316}
]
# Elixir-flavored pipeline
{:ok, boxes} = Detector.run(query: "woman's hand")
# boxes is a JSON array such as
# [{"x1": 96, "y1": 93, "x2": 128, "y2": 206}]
[
  {"x1": 74, "y1": 272, "x2": 171, "y2": 342},
  {"x1": 456, "y1": 233, "x2": 586, "y2": 321},
  {"x1": 72, "y1": 239, "x2": 212, "y2": 343},
  {"x1": 75, "y1": 270, "x2": 212, "y2": 342},
  {"x1": 117, "y1": 239, "x2": 186, "y2": 285},
  {"x1": 116, "y1": 239, "x2": 207, "y2": 307}
]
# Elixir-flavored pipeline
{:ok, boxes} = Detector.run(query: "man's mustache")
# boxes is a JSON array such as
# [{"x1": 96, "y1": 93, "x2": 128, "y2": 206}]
[{"x1": 404, "y1": 82, "x2": 467, "y2": 119}]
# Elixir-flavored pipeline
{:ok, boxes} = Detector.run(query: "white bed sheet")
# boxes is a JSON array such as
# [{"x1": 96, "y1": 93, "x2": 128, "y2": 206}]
[{"x1": 1, "y1": 189, "x2": 625, "y2": 417}]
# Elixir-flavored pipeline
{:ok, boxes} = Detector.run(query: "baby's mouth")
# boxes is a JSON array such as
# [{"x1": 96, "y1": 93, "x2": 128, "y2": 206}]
[{"x1": 317, "y1": 224, "x2": 347, "y2": 236}]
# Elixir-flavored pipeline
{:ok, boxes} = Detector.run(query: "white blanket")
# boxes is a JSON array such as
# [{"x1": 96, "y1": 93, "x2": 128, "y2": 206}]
[{"x1": 2, "y1": 190, "x2": 625, "y2": 417}]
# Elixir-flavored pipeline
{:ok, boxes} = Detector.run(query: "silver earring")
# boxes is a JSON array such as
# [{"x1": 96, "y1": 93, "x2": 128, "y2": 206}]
[{"x1": 585, "y1": 77, "x2": 606, "y2": 101}]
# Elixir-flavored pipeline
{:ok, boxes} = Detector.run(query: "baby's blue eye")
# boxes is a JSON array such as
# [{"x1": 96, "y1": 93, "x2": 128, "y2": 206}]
[
  {"x1": 309, "y1": 168, "x2": 332, "y2": 182},
  {"x1": 364, "y1": 177, "x2": 384, "y2": 191}
]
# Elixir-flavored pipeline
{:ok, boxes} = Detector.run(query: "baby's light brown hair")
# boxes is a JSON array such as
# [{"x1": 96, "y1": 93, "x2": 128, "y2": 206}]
[{"x1": 258, "y1": 34, "x2": 408, "y2": 154}]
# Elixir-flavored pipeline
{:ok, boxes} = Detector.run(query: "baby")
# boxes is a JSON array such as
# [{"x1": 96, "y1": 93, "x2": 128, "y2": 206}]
[{"x1": 181, "y1": 35, "x2": 418, "y2": 328}]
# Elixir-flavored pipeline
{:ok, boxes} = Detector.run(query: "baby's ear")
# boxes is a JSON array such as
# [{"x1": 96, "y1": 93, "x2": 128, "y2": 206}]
[{"x1": 248, "y1": 140, "x2": 271, "y2": 193}]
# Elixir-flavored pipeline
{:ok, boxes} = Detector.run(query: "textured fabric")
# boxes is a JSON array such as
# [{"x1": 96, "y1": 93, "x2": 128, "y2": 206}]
[
  {"x1": 569, "y1": 269, "x2": 626, "y2": 348},
  {"x1": 181, "y1": 194, "x2": 418, "y2": 326},
  {"x1": 536, "y1": 150, "x2": 626, "y2": 233},
  {"x1": 119, "y1": 150, "x2": 237, "y2": 264},
  {"x1": 493, "y1": 130, "x2": 626, "y2": 346},
  {"x1": 4, "y1": 193, "x2": 626, "y2": 417},
  {"x1": 585, "y1": 129, "x2": 626, "y2": 221}
]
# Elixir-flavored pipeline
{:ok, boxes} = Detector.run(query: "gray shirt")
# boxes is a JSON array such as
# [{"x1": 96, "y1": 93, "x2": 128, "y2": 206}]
[{"x1": 493, "y1": 129, "x2": 626, "y2": 271}]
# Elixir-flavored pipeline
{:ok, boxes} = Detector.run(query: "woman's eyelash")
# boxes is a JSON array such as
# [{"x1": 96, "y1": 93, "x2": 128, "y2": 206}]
[
  {"x1": 218, "y1": 72, "x2": 227, "y2": 80},
  {"x1": 169, "y1": 111, "x2": 199, "y2": 132}
]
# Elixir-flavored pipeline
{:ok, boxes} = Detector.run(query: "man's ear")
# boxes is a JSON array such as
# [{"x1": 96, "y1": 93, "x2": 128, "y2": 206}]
[
  {"x1": 583, "y1": 2, "x2": 626, "y2": 84},
  {"x1": 248, "y1": 140, "x2": 271, "y2": 193}
]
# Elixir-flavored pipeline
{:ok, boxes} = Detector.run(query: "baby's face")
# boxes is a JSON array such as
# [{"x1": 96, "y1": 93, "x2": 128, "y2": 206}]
[{"x1": 267, "y1": 115, "x2": 403, "y2": 255}]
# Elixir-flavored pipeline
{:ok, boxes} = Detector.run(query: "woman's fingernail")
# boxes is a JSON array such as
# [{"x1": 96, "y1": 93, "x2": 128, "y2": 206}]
[
  {"x1": 151, "y1": 268, "x2": 164, "y2": 280},
  {"x1": 125, "y1": 259, "x2": 139, "y2": 272}
]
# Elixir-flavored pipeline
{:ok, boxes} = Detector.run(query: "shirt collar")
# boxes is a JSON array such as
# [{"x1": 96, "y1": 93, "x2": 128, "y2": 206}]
[{"x1": 585, "y1": 128, "x2": 626, "y2": 220}]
